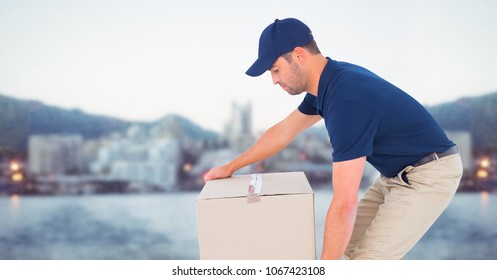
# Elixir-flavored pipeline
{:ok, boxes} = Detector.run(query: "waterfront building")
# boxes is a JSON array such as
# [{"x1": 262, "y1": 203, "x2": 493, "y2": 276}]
[
  {"x1": 223, "y1": 101, "x2": 254, "y2": 151},
  {"x1": 28, "y1": 134, "x2": 84, "y2": 176},
  {"x1": 90, "y1": 131, "x2": 181, "y2": 191}
]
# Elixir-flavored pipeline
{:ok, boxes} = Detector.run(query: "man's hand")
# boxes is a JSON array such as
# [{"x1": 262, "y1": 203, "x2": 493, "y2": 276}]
[{"x1": 203, "y1": 165, "x2": 233, "y2": 183}]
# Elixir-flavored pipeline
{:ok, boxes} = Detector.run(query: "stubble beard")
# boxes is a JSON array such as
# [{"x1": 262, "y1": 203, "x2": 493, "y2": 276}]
[{"x1": 283, "y1": 61, "x2": 308, "y2": 96}]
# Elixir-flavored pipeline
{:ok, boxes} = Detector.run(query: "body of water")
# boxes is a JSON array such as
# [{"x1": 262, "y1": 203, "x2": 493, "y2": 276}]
[{"x1": 1, "y1": 189, "x2": 496, "y2": 259}]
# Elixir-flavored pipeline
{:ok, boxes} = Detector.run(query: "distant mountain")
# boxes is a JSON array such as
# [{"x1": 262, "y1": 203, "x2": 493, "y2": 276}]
[
  {"x1": 427, "y1": 92, "x2": 497, "y2": 153},
  {"x1": 0, "y1": 94, "x2": 132, "y2": 154},
  {"x1": 0, "y1": 94, "x2": 219, "y2": 155},
  {"x1": 149, "y1": 114, "x2": 219, "y2": 141}
]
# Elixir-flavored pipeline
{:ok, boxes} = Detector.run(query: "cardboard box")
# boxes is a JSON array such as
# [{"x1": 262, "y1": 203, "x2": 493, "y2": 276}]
[{"x1": 196, "y1": 171, "x2": 315, "y2": 260}]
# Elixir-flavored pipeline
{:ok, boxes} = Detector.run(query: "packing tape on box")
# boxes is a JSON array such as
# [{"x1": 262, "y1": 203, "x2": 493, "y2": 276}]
[{"x1": 247, "y1": 173, "x2": 262, "y2": 203}]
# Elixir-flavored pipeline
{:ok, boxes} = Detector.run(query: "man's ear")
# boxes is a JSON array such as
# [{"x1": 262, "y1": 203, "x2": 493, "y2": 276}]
[{"x1": 292, "y1": 47, "x2": 306, "y2": 64}]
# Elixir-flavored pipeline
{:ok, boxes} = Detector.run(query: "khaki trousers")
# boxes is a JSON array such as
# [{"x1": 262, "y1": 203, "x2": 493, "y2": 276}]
[{"x1": 344, "y1": 153, "x2": 463, "y2": 259}]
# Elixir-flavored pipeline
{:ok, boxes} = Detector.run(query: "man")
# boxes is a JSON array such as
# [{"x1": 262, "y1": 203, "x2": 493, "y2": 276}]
[{"x1": 203, "y1": 18, "x2": 463, "y2": 260}]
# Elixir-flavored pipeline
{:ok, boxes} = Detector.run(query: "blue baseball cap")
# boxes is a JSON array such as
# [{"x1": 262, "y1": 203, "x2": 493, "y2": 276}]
[{"x1": 246, "y1": 18, "x2": 314, "y2": 77}]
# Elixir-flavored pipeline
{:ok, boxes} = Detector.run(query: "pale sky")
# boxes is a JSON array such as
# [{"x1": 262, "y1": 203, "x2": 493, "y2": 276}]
[{"x1": 1, "y1": 0, "x2": 497, "y2": 133}]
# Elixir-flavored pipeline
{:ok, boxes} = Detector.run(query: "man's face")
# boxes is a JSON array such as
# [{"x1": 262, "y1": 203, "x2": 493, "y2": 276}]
[{"x1": 269, "y1": 55, "x2": 308, "y2": 95}]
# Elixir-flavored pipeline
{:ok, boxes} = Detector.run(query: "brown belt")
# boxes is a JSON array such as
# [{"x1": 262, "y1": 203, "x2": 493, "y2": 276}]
[{"x1": 413, "y1": 146, "x2": 459, "y2": 167}]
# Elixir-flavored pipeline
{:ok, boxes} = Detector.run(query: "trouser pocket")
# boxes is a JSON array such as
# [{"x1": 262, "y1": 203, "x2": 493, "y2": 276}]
[{"x1": 397, "y1": 165, "x2": 414, "y2": 187}]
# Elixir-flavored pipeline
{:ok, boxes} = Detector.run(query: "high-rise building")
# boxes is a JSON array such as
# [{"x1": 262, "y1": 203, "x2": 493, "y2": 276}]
[
  {"x1": 28, "y1": 134, "x2": 84, "y2": 176},
  {"x1": 224, "y1": 101, "x2": 254, "y2": 151}
]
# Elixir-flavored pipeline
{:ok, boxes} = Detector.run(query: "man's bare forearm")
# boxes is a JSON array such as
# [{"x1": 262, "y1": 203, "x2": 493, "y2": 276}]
[
  {"x1": 321, "y1": 199, "x2": 357, "y2": 259},
  {"x1": 224, "y1": 121, "x2": 292, "y2": 173},
  {"x1": 320, "y1": 157, "x2": 365, "y2": 259},
  {"x1": 204, "y1": 110, "x2": 321, "y2": 182}
]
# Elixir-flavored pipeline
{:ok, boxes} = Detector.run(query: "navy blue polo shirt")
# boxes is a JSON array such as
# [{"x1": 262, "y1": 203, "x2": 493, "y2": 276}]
[{"x1": 298, "y1": 58, "x2": 454, "y2": 177}]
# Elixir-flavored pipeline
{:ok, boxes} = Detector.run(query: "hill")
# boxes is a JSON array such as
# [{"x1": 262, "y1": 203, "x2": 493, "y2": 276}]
[
  {"x1": 0, "y1": 94, "x2": 218, "y2": 155},
  {"x1": 427, "y1": 92, "x2": 497, "y2": 154},
  {"x1": 0, "y1": 94, "x2": 132, "y2": 155}
]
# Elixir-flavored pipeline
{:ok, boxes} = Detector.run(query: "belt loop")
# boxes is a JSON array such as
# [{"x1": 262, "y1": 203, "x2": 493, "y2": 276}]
[{"x1": 434, "y1": 152, "x2": 440, "y2": 161}]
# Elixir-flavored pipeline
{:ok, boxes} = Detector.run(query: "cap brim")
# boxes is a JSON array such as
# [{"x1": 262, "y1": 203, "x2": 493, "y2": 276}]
[{"x1": 245, "y1": 56, "x2": 278, "y2": 77}]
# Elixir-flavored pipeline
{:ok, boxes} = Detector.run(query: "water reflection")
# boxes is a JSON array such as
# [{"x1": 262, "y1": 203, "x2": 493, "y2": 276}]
[
  {"x1": 10, "y1": 194, "x2": 20, "y2": 206},
  {"x1": 480, "y1": 191, "x2": 490, "y2": 206}
]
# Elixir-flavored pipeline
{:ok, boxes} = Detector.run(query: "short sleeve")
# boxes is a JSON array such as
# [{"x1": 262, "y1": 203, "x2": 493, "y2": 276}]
[
  {"x1": 298, "y1": 93, "x2": 319, "y2": 115},
  {"x1": 327, "y1": 101, "x2": 382, "y2": 162}
]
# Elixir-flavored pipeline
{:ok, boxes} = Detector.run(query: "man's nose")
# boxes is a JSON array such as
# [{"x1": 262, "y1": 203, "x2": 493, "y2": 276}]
[{"x1": 271, "y1": 72, "x2": 279, "y2": 85}]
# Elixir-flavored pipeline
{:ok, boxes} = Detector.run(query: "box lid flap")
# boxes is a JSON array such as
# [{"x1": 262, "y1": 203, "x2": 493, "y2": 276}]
[{"x1": 197, "y1": 171, "x2": 313, "y2": 200}]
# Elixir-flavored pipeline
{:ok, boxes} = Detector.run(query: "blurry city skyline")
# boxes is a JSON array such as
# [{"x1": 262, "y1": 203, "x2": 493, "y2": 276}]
[{"x1": 1, "y1": 0, "x2": 497, "y2": 132}]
